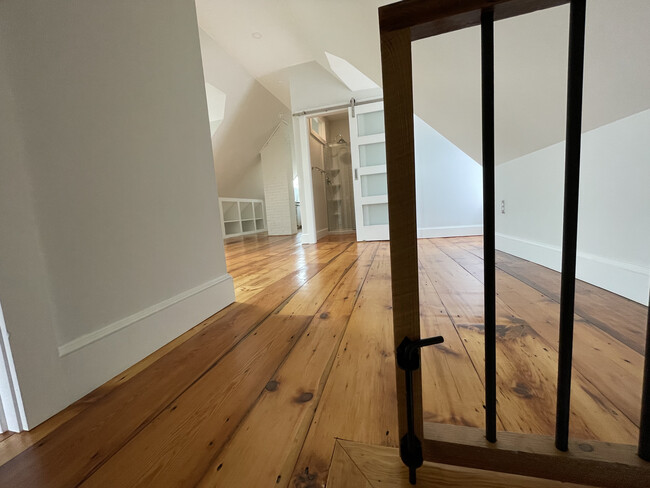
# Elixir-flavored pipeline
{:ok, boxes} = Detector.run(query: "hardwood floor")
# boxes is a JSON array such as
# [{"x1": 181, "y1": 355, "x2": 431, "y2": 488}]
[
  {"x1": 326, "y1": 439, "x2": 594, "y2": 488},
  {"x1": 0, "y1": 233, "x2": 645, "y2": 487}
]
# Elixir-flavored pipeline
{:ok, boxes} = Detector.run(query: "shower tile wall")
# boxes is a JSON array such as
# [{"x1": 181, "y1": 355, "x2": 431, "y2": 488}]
[{"x1": 325, "y1": 116, "x2": 355, "y2": 233}]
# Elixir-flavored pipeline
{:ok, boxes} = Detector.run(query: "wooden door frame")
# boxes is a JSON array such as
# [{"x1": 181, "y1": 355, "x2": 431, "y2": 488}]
[{"x1": 378, "y1": 1, "x2": 649, "y2": 487}]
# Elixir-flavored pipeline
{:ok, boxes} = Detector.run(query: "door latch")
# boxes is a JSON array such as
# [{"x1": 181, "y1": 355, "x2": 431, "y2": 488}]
[{"x1": 396, "y1": 335, "x2": 445, "y2": 484}]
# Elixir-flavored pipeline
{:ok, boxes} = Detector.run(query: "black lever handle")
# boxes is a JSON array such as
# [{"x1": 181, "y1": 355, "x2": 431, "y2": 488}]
[{"x1": 396, "y1": 335, "x2": 444, "y2": 485}]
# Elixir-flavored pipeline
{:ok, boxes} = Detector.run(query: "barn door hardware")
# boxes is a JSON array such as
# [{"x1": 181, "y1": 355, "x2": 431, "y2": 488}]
[{"x1": 396, "y1": 335, "x2": 444, "y2": 484}]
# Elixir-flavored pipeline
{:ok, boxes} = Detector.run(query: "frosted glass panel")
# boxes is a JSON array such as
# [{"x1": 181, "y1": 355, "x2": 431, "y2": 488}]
[
  {"x1": 362, "y1": 203, "x2": 389, "y2": 226},
  {"x1": 357, "y1": 111, "x2": 385, "y2": 136},
  {"x1": 359, "y1": 142, "x2": 386, "y2": 167},
  {"x1": 361, "y1": 174, "x2": 387, "y2": 197}
]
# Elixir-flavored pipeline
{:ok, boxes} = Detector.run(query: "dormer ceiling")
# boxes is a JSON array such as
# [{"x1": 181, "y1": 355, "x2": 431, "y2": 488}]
[{"x1": 196, "y1": 0, "x2": 650, "y2": 164}]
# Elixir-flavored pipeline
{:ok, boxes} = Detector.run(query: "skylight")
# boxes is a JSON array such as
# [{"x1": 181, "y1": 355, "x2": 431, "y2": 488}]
[
  {"x1": 325, "y1": 52, "x2": 379, "y2": 92},
  {"x1": 204, "y1": 82, "x2": 226, "y2": 136}
]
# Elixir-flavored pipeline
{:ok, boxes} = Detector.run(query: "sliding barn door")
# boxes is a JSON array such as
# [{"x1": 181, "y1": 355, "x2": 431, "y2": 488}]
[{"x1": 349, "y1": 101, "x2": 389, "y2": 241}]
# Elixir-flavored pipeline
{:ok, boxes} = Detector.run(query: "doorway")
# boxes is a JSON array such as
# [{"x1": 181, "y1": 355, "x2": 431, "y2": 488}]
[
  {"x1": 298, "y1": 100, "x2": 389, "y2": 243},
  {"x1": 308, "y1": 111, "x2": 356, "y2": 241}
]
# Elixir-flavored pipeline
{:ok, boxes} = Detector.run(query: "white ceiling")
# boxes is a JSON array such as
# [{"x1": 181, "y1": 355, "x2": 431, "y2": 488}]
[{"x1": 195, "y1": 0, "x2": 650, "y2": 164}]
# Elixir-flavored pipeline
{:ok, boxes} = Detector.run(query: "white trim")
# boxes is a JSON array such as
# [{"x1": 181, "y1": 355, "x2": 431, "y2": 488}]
[
  {"x1": 360, "y1": 195, "x2": 388, "y2": 206},
  {"x1": 260, "y1": 120, "x2": 288, "y2": 151},
  {"x1": 357, "y1": 224, "x2": 389, "y2": 242},
  {"x1": 496, "y1": 233, "x2": 650, "y2": 304},
  {"x1": 357, "y1": 133, "x2": 385, "y2": 145},
  {"x1": 295, "y1": 116, "x2": 318, "y2": 244},
  {"x1": 309, "y1": 118, "x2": 327, "y2": 145},
  {"x1": 58, "y1": 274, "x2": 234, "y2": 356},
  {"x1": 417, "y1": 225, "x2": 483, "y2": 238},
  {"x1": 0, "y1": 303, "x2": 28, "y2": 432},
  {"x1": 358, "y1": 166, "x2": 386, "y2": 176},
  {"x1": 316, "y1": 227, "x2": 330, "y2": 241},
  {"x1": 42, "y1": 273, "x2": 236, "y2": 429}
]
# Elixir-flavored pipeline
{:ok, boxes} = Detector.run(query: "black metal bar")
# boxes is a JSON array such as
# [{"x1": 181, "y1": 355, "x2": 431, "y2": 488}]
[
  {"x1": 555, "y1": 0, "x2": 587, "y2": 452},
  {"x1": 639, "y1": 293, "x2": 650, "y2": 460},
  {"x1": 481, "y1": 8, "x2": 497, "y2": 444},
  {"x1": 404, "y1": 368, "x2": 418, "y2": 484}
]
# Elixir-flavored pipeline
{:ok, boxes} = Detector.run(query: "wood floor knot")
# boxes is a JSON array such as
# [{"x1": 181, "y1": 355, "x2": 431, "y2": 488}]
[{"x1": 295, "y1": 392, "x2": 314, "y2": 403}]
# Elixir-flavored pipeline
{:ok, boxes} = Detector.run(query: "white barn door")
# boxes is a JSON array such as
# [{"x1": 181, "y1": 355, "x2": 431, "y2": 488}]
[{"x1": 348, "y1": 102, "x2": 389, "y2": 241}]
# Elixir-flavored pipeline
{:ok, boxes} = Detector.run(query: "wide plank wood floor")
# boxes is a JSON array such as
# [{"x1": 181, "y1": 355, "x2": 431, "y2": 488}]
[{"x1": 0, "y1": 233, "x2": 646, "y2": 487}]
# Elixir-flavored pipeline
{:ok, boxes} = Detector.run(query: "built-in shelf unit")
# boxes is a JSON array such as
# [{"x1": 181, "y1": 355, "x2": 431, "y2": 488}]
[{"x1": 219, "y1": 198, "x2": 266, "y2": 238}]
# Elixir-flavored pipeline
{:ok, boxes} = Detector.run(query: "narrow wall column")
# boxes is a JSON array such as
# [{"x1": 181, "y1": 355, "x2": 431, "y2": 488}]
[{"x1": 261, "y1": 123, "x2": 298, "y2": 236}]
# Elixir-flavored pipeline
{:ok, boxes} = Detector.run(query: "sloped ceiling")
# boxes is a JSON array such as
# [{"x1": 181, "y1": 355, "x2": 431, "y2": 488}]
[
  {"x1": 199, "y1": 29, "x2": 288, "y2": 199},
  {"x1": 195, "y1": 0, "x2": 650, "y2": 164}
]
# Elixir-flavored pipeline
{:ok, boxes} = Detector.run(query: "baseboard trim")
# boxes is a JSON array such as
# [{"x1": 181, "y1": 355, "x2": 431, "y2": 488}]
[
  {"x1": 52, "y1": 273, "x2": 235, "y2": 414},
  {"x1": 58, "y1": 274, "x2": 234, "y2": 357},
  {"x1": 417, "y1": 225, "x2": 483, "y2": 239},
  {"x1": 496, "y1": 233, "x2": 649, "y2": 304},
  {"x1": 316, "y1": 227, "x2": 329, "y2": 241}
]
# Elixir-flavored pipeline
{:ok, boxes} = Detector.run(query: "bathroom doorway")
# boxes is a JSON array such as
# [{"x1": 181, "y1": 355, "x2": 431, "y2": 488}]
[{"x1": 307, "y1": 111, "x2": 356, "y2": 241}]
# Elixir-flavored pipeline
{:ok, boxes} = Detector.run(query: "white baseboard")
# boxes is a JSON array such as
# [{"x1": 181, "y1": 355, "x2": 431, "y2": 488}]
[
  {"x1": 496, "y1": 233, "x2": 649, "y2": 304},
  {"x1": 57, "y1": 274, "x2": 235, "y2": 405},
  {"x1": 417, "y1": 225, "x2": 483, "y2": 239},
  {"x1": 316, "y1": 227, "x2": 329, "y2": 241}
]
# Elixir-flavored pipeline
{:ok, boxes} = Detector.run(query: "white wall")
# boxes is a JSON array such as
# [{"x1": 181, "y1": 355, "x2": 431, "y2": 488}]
[
  {"x1": 414, "y1": 116, "x2": 484, "y2": 237},
  {"x1": 198, "y1": 29, "x2": 290, "y2": 201},
  {"x1": 0, "y1": 0, "x2": 235, "y2": 428},
  {"x1": 261, "y1": 123, "x2": 297, "y2": 236},
  {"x1": 496, "y1": 110, "x2": 650, "y2": 304}
]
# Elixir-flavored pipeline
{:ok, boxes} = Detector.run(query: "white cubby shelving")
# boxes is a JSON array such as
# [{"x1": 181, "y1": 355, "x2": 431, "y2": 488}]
[{"x1": 219, "y1": 197, "x2": 266, "y2": 238}]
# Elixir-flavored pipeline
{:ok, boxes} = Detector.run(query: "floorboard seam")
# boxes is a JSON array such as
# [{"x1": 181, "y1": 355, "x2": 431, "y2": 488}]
[
  {"x1": 193, "y1": 242, "x2": 373, "y2": 485},
  {"x1": 495, "y1": 259, "x2": 645, "y2": 356},
  {"x1": 335, "y1": 439, "x2": 376, "y2": 486},
  {"x1": 287, "y1": 243, "x2": 381, "y2": 487},
  {"x1": 434, "y1": 240, "x2": 641, "y2": 432},
  {"x1": 419, "y1": 242, "x2": 508, "y2": 431}
]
